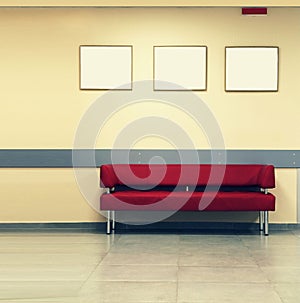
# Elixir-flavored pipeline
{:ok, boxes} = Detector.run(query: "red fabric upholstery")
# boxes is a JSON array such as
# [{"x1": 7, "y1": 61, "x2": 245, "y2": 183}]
[
  {"x1": 100, "y1": 164, "x2": 275, "y2": 188},
  {"x1": 101, "y1": 191, "x2": 275, "y2": 211},
  {"x1": 100, "y1": 164, "x2": 276, "y2": 212}
]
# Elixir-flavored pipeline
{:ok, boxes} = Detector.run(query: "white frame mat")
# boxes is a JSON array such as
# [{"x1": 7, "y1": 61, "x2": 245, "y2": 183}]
[
  {"x1": 80, "y1": 45, "x2": 132, "y2": 90},
  {"x1": 225, "y1": 46, "x2": 279, "y2": 92},
  {"x1": 154, "y1": 46, "x2": 207, "y2": 91}
]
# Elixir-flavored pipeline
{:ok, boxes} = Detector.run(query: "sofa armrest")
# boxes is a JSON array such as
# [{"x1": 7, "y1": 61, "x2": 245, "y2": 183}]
[{"x1": 258, "y1": 165, "x2": 275, "y2": 189}]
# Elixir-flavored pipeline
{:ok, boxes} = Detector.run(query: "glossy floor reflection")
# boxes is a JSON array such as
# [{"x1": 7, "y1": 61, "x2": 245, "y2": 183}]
[{"x1": 1, "y1": 230, "x2": 300, "y2": 302}]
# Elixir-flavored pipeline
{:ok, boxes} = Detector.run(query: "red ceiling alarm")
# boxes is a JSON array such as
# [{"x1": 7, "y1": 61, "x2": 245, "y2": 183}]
[{"x1": 242, "y1": 7, "x2": 268, "y2": 15}]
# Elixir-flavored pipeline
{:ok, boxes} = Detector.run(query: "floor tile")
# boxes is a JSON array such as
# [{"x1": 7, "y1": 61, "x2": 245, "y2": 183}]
[
  {"x1": 79, "y1": 281, "x2": 177, "y2": 302},
  {"x1": 0, "y1": 263, "x2": 96, "y2": 281},
  {"x1": 240, "y1": 234, "x2": 300, "y2": 247},
  {"x1": 179, "y1": 235, "x2": 243, "y2": 245},
  {"x1": 101, "y1": 252, "x2": 179, "y2": 265},
  {"x1": 3, "y1": 298, "x2": 80, "y2": 303},
  {"x1": 290, "y1": 229, "x2": 300, "y2": 237},
  {"x1": 2, "y1": 230, "x2": 300, "y2": 303},
  {"x1": 252, "y1": 254, "x2": 300, "y2": 267},
  {"x1": 109, "y1": 241, "x2": 180, "y2": 254},
  {"x1": 178, "y1": 243, "x2": 250, "y2": 256},
  {"x1": 0, "y1": 233, "x2": 118, "y2": 244},
  {"x1": 0, "y1": 281, "x2": 83, "y2": 300},
  {"x1": 89, "y1": 264, "x2": 177, "y2": 281},
  {"x1": 0, "y1": 252, "x2": 105, "y2": 265},
  {"x1": 117, "y1": 234, "x2": 179, "y2": 244},
  {"x1": 0, "y1": 243, "x2": 111, "y2": 254},
  {"x1": 249, "y1": 245, "x2": 300, "y2": 257},
  {"x1": 177, "y1": 282, "x2": 282, "y2": 303},
  {"x1": 260, "y1": 266, "x2": 300, "y2": 282},
  {"x1": 178, "y1": 266, "x2": 268, "y2": 282},
  {"x1": 273, "y1": 283, "x2": 300, "y2": 303},
  {"x1": 178, "y1": 252, "x2": 257, "y2": 267},
  {"x1": 110, "y1": 235, "x2": 179, "y2": 254}
]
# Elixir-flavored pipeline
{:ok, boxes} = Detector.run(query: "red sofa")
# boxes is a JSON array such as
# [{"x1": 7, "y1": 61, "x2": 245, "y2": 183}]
[{"x1": 100, "y1": 164, "x2": 276, "y2": 235}]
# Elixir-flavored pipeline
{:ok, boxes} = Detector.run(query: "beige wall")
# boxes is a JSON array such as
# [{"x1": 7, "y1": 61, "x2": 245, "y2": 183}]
[
  {"x1": 1, "y1": 1, "x2": 300, "y2": 7},
  {"x1": 0, "y1": 168, "x2": 102, "y2": 222},
  {"x1": 0, "y1": 168, "x2": 296, "y2": 223},
  {"x1": 0, "y1": 8, "x2": 299, "y2": 149},
  {"x1": 0, "y1": 7, "x2": 299, "y2": 223}
]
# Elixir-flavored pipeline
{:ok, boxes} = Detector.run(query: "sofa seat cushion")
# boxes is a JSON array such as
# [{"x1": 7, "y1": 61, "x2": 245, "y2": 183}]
[{"x1": 101, "y1": 191, "x2": 275, "y2": 211}]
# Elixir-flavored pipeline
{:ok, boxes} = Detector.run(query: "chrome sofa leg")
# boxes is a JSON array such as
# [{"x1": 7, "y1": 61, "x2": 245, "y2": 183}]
[
  {"x1": 112, "y1": 211, "x2": 116, "y2": 230},
  {"x1": 264, "y1": 211, "x2": 269, "y2": 236},
  {"x1": 259, "y1": 211, "x2": 264, "y2": 231},
  {"x1": 107, "y1": 211, "x2": 111, "y2": 235}
]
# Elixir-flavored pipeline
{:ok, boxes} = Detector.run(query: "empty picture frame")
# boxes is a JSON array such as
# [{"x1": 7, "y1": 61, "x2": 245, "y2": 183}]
[
  {"x1": 80, "y1": 45, "x2": 132, "y2": 90},
  {"x1": 154, "y1": 46, "x2": 207, "y2": 91},
  {"x1": 225, "y1": 46, "x2": 279, "y2": 92}
]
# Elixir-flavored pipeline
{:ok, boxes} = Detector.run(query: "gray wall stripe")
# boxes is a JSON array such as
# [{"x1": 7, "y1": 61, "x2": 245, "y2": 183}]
[
  {"x1": 0, "y1": 149, "x2": 299, "y2": 168},
  {"x1": 298, "y1": 169, "x2": 300, "y2": 223}
]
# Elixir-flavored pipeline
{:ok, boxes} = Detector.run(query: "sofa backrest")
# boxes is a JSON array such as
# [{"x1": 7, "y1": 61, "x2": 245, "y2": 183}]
[{"x1": 100, "y1": 164, "x2": 275, "y2": 189}]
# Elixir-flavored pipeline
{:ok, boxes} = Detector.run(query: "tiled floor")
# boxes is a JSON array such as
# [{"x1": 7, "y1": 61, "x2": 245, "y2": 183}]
[{"x1": 1, "y1": 229, "x2": 300, "y2": 303}]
